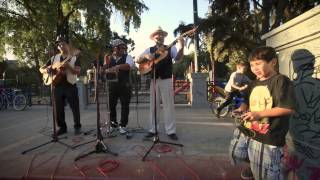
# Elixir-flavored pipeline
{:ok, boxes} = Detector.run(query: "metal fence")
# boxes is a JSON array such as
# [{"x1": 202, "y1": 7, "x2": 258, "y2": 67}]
[
  {"x1": 86, "y1": 78, "x2": 190, "y2": 105},
  {"x1": 0, "y1": 76, "x2": 191, "y2": 107}
]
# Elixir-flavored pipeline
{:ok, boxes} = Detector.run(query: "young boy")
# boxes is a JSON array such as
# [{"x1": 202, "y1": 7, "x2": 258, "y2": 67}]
[
  {"x1": 216, "y1": 62, "x2": 251, "y2": 118},
  {"x1": 229, "y1": 46, "x2": 295, "y2": 180}
]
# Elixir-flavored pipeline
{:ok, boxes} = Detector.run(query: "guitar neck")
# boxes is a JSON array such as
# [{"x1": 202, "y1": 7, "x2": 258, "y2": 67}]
[
  {"x1": 166, "y1": 27, "x2": 197, "y2": 50},
  {"x1": 167, "y1": 39, "x2": 178, "y2": 49}
]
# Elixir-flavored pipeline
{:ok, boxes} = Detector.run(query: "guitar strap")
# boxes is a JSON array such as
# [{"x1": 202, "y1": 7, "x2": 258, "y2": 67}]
[
  {"x1": 49, "y1": 54, "x2": 58, "y2": 66},
  {"x1": 150, "y1": 45, "x2": 169, "y2": 58},
  {"x1": 60, "y1": 54, "x2": 69, "y2": 62},
  {"x1": 54, "y1": 54, "x2": 72, "y2": 85}
]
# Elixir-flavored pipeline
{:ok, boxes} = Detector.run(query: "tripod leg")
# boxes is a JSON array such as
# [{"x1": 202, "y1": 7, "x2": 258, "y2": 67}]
[
  {"x1": 72, "y1": 139, "x2": 96, "y2": 149},
  {"x1": 21, "y1": 135, "x2": 76, "y2": 154},
  {"x1": 57, "y1": 140, "x2": 74, "y2": 149},
  {"x1": 74, "y1": 150, "x2": 96, "y2": 161},
  {"x1": 98, "y1": 140, "x2": 118, "y2": 156},
  {"x1": 158, "y1": 140, "x2": 183, "y2": 147},
  {"x1": 142, "y1": 141, "x2": 157, "y2": 161},
  {"x1": 74, "y1": 139, "x2": 118, "y2": 161},
  {"x1": 21, "y1": 140, "x2": 54, "y2": 154}
]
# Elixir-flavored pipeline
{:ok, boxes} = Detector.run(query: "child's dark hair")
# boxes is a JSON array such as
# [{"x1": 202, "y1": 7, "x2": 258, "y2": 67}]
[
  {"x1": 236, "y1": 61, "x2": 247, "y2": 66},
  {"x1": 248, "y1": 46, "x2": 277, "y2": 62}
]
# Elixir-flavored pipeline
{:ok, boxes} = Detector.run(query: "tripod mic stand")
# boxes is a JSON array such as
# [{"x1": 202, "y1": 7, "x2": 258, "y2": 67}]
[
  {"x1": 22, "y1": 56, "x2": 73, "y2": 155},
  {"x1": 126, "y1": 71, "x2": 145, "y2": 136},
  {"x1": 74, "y1": 60, "x2": 117, "y2": 161},
  {"x1": 142, "y1": 58, "x2": 183, "y2": 161}
]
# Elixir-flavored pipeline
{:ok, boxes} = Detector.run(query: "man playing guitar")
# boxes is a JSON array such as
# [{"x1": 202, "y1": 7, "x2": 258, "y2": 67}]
[
  {"x1": 136, "y1": 26, "x2": 184, "y2": 140},
  {"x1": 39, "y1": 36, "x2": 82, "y2": 136}
]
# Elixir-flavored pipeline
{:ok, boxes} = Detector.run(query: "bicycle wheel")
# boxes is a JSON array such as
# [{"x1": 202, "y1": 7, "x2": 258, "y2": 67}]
[
  {"x1": 211, "y1": 96, "x2": 229, "y2": 117},
  {"x1": 13, "y1": 94, "x2": 27, "y2": 111}
]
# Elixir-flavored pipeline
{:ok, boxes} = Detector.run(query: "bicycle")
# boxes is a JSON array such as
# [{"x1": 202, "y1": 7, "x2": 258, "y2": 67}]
[
  {"x1": 0, "y1": 88, "x2": 27, "y2": 111},
  {"x1": 208, "y1": 84, "x2": 245, "y2": 118}
]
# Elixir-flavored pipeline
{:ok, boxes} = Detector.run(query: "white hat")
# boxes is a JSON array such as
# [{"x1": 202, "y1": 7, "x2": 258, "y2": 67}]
[
  {"x1": 111, "y1": 39, "x2": 126, "y2": 47},
  {"x1": 149, "y1": 26, "x2": 168, "y2": 40}
]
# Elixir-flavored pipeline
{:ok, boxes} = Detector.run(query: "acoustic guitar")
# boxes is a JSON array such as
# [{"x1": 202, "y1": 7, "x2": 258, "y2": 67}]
[
  {"x1": 43, "y1": 50, "x2": 80, "y2": 86},
  {"x1": 138, "y1": 27, "x2": 197, "y2": 75}
]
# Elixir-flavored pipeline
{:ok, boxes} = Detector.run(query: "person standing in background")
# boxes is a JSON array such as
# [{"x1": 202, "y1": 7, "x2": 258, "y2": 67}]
[{"x1": 103, "y1": 39, "x2": 134, "y2": 134}]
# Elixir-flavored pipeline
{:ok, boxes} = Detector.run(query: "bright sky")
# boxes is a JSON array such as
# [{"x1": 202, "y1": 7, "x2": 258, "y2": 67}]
[{"x1": 110, "y1": 0, "x2": 210, "y2": 58}]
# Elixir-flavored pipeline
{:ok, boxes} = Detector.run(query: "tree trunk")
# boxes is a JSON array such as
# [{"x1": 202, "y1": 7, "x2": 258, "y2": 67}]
[
  {"x1": 261, "y1": 0, "x2": 273, "y2": 34},
  {"x1": 55, "y1": 0, "x2": 73, "y2": 41},
  {"x1": 271, "y1": 0, "x2": 288, "y2": 29}
]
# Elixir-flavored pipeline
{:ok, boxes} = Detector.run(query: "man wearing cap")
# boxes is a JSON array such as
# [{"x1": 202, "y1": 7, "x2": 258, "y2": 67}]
[
  {"x1": 103, "y1": 39, "x2": 134, "y2": 134},
  {"x1": 39, "y1": 36, "x2": 82, "y2": 136},
  {"x1": 137, "y1": 27, "x2": 184, "y2": 140}
]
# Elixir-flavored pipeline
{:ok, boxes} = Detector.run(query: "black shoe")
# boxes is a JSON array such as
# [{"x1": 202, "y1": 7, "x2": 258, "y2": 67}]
[
  {"x1": 144, "y1": 132, "x2": 156, "y2": 138},
  {"x1": 167, "y1": 133, "x2": 178, "y2": 140},
  {"x1": 74, "y1": 127, "x2": 81, "y2": 135},
  {"x1": 240, "y1": 167, "x2": 254, "y2": 180},
  {"x1": 110, "y1": 121, "x2": 119, "y2": 128},
  {"x1": 53, "y1": 128, "x2": 67, "y2": 137}
]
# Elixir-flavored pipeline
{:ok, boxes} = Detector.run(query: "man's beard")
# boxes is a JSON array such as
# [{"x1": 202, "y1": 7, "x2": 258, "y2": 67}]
[{"x1": 156, "y1": 40, "x2": 163, "y2": 46}]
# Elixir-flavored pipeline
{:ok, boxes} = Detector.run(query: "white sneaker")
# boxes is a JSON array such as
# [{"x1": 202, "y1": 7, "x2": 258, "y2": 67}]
[
  {"x1": 107, "y1": 126, "x2": 116, "y2": 133},
  {"x1": 119, "y1": 126, "x2": 127, "y2": 134}
]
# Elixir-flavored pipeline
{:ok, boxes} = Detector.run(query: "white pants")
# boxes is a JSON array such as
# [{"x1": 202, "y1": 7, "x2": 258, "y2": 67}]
[{"x1": 149, "y1": 78, "x2": 176, "y2": 135}]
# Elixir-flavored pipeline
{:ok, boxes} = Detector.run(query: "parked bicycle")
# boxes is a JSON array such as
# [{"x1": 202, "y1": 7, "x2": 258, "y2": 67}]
[
  {"x1": 208, "y1": 83, "x2": 244, "y2": 118},
  {"x1": 0, "y1": 88, "x2": 27, "y2": 111}
]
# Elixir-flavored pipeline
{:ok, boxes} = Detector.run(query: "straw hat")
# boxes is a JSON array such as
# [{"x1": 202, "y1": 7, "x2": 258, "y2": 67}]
[{"x1": 149, "y1": 26, "x2": 168, "y2": 40}]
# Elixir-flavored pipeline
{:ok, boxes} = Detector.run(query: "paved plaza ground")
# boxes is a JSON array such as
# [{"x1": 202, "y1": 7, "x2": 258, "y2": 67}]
[{"x1": 0, "y1": 104, "x2": 245, "y2": 179}]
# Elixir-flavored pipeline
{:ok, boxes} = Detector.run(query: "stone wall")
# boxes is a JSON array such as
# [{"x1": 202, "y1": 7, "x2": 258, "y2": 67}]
[{"x1": 261, "y1": 6, "x2": 320, "y2": 180}]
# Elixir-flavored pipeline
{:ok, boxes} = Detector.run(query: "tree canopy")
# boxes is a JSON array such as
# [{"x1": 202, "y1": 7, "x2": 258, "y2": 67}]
[
  {"x1": 204, "y1": 0, "x2": 318, "y2": 64},
  {"x1": 174, "y1": 0, "x2": 318, "y2": 79},
  {"x1": 0, "y1": 0, "x2": 148, "y2": 72}
]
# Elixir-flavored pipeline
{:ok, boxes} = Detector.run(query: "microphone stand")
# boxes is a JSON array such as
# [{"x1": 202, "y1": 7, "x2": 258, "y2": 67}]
[
  {"x1": 73, "y1": 58, "x2": 117, "y2": 161},
  {"x1": 142, "y1": 55, "x2": 183, "y2": 161},
  {"x1": 126, "y1": 71, "x2": 145, "y2": 136},
  {"x1": 22, "y1": 54, "x2": 73, "y2": 155}
]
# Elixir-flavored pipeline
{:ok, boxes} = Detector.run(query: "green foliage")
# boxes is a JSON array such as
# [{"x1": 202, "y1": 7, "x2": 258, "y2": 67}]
[
  {"x1": 173, "y1": 0, "x2": 317, "y2": 80},
  {"x1": 173, "y1": 55, "x2": 192, "y2": 79},
  {"x1": 3, "y1": 66, "x2": 40, "y2": 88},
  {"x1": 0, "y1": 0, "x2": 148, "y2": 88},
  {"x1": 201, "y1": 0, "x2": 317, "y2": 78},
  {"x1": 173, "y1": 51, "x2": 211, "y2": 79},
  {"x1": 0, "y1": 60, "x2": 8, "y2": 79}
]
